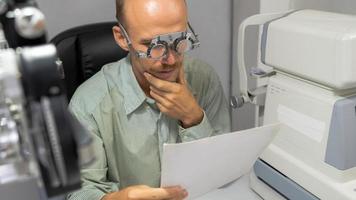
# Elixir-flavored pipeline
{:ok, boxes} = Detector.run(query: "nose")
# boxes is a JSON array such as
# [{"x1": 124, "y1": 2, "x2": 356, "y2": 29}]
[{"x1": 161, "y1": 48, "x2": 177, "y2": 65}]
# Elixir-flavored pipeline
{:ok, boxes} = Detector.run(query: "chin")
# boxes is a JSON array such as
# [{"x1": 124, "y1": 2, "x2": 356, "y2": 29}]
[
  {"x1": 153, "y1": 70, "x2": 179, "y2": 82},
  {"x1": 161, "y1": 76, "x2": 177, "y2": 82}
]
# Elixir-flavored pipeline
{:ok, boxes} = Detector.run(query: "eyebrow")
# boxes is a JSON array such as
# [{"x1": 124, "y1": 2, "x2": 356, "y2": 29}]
[
  {"x1": 138, "y1": 29, "x2": 188, "y2": 44},
  {"x1": 140, "y1": 38, "x2": 153, "y2": 44}
]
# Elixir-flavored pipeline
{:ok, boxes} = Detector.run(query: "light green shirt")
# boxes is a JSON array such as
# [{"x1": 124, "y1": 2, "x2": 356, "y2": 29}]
[{"x1": 67, "y1": 55, "x2": 231, "y2": 200}]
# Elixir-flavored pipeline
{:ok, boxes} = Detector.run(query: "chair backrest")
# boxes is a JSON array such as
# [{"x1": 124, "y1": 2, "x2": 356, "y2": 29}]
[{"x1": 51, "y1": 22, "x2": 128, "y2": 100}]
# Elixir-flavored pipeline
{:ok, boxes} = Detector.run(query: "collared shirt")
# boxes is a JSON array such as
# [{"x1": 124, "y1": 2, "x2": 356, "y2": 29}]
[{"x1": 67, "y1": 55, "x2": 231, "y2": 200}]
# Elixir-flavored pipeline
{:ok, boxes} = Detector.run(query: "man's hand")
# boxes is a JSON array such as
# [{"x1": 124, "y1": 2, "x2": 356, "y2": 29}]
[
  {"x1": 101, "y1": 185, "x2": 188, "y2": 200},
  {"x1": 144, "y1": 68, "x2": 203, "y2": 128}
]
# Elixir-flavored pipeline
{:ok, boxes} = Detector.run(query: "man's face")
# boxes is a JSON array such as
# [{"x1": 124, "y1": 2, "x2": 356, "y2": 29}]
[{"x1": 115, "y1": 0, "x2": 188, "y2": 85}]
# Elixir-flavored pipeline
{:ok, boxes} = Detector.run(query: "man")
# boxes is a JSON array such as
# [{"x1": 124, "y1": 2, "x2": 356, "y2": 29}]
[{"x1": 67, "y1": 0, "x2": 231, "y2": 199}]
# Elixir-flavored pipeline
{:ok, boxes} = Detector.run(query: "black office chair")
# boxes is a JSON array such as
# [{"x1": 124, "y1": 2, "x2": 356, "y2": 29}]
[{"x1": 51, "y1": 22, "x2": 128, "y2": 100}]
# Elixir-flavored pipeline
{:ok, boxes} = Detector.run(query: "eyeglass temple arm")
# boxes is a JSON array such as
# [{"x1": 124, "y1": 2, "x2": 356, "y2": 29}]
[
  {"x1": 188, "y1": 22, "x2": 198, "y2": 38},
  {"x1": 117, "y1": 22, "x2": 132, "y2": 46},
  {"x1": 188, "y1": 22, "x2": 200, "y2": 48}
]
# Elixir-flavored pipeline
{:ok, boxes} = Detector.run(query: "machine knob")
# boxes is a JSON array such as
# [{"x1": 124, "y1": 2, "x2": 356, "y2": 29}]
[
  {"x1": 230, "y1": 95, "x2": 244, "y2": 109},
  {"x1": 14, "y1": 6, "x2": 45, "y2": 39}
]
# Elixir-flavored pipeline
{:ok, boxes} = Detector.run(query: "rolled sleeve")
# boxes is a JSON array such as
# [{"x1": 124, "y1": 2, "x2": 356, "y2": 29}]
[{"x1": 67, "y1": 187, "x2": 105, "y2": 200}]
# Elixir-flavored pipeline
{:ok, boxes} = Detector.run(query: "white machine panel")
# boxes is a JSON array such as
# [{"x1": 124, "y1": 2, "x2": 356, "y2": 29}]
[{"x1": 264, "y1": 10, "x2": 356, "y2": 90}]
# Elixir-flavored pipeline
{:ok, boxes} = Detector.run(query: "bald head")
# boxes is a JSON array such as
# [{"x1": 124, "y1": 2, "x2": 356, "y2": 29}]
[{"x1": 116, "y1": 0, "x2": 187, "y2": 30}]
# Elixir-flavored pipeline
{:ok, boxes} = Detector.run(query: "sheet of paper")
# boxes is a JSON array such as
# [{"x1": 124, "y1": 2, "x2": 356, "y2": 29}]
[{"x1": 160, "y1": 123, "x2": 280, "y2": 199}]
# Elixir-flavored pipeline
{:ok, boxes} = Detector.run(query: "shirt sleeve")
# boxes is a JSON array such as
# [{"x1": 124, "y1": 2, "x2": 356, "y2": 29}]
[
  {"x1": 66, "y1": 98, "x2": 119, "y2": 200},
  {"x1": 179, "y1": 65, "x2": 231, "y2": 142}
]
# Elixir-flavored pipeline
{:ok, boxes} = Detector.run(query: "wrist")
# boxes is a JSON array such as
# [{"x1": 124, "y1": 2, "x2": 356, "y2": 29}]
[
  {"x1": 101, "y1": 191, "x2": 122, "y2": 200},
  {"x1": 181, "y1": 108, "x2": 203, "y2": 128},
  {"x1": 101, "y1": 193, "x2": 113, "y2": 200}
]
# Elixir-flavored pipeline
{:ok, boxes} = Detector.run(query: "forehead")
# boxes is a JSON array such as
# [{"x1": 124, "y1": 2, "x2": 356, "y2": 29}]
[{"x1": 124, "y1": 0, "x2": 188, "y2": 38}]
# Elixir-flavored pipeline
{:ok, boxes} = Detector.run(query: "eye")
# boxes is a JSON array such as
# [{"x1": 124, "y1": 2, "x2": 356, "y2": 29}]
[
  {"x1": 141, "y1": 42, "x2": 152, "y2": 47},
  {"x1": 140, "y1": 39, "x2": 153, "y2": 46},
  {"x1": 175, "y1": 39, "x2": 190, "y2": 53}
]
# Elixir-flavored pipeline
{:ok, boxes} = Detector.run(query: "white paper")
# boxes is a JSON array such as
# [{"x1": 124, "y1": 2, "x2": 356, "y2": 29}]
[{"x1": 160, "y1": 123, "x2": 280, "y2": 199}]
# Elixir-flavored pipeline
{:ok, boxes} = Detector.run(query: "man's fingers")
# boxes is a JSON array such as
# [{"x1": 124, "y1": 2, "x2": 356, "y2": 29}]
[
  {"x1": 132, "y1": 186, "x2": 187, "y2": 199},
  {"x1": 156, "y1": 102, "x2": 169, "y2": 114},
  {"x1": 150, "y1": 86, "x2": 169, "y2": 97},
  {"x1": 177, "y1": 67, "x2": 186, "y2": 85},
  {"x1": 162, "y1": 186, "x2": 188, "y2": 199},
  {"x1": 131, "y1": 188, "x2": 170, "y2": 199},
  {"x1": 150, "y1": 90, "x2": 164, "y2": 103},
  {"x1": 150, "y1": 90, "x2": 172, "y2": 109},
  {"x1": 144, "y1": 72, "x2": 175, "y2": 92}
]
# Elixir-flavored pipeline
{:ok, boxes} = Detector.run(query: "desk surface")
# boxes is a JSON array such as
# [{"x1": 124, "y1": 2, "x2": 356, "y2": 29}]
[{"x1": 196, "y1": 175, "x2": 262, "y2": 200}]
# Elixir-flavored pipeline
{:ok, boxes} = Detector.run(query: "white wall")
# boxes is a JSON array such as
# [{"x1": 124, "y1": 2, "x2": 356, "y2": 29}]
[
  {"x1": 186, "y1": 0, "x2": 232, "y2": 98},
  {"x1": 36, "y1": 0, "x2": 116, "y2": 39},
  {"x1": 36, "y1": 0, "x2": 232, "y2": 101}
]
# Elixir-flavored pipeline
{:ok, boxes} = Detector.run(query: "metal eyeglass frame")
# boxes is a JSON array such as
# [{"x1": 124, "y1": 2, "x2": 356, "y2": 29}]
[{"x1": 117, "y1": 21, "x2": 200, "y2": 60}]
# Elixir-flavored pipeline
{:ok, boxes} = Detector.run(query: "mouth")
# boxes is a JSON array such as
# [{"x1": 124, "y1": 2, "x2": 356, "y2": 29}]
[{"x1": 154, "y1": 69, "x2": 176, "y2": 80}]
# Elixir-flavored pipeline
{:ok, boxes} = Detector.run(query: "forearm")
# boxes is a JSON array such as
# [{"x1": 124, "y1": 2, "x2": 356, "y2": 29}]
[{"x1": 101, "y1": 191, "x2": 120, "y2": 200}]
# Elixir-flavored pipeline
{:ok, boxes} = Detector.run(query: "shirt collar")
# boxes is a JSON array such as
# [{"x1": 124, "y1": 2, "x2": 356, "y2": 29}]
[{"x1": 121, "y1": 55, "x2": 147, "y2": 115}]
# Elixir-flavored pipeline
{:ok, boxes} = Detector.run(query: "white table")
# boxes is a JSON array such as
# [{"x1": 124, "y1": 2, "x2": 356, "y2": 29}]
[{"x1": 196, "y1": 175, "x2": 262, "y2": 200}]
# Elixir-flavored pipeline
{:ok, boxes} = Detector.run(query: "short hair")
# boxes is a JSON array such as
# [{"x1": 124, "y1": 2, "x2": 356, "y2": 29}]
[{"x1": 115, "y1": 0, "x2": 125, "y2": 23}]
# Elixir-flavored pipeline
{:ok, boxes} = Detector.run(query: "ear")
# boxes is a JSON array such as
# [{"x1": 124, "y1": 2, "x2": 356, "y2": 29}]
[{"x1": 113, "y1": 25, "x2": 130, "y2": 51}]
